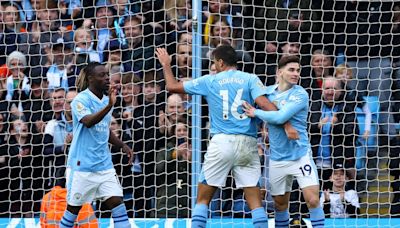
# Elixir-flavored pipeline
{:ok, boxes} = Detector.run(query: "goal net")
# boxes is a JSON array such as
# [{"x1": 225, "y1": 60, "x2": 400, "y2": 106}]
[{"x1": 0, "y1": 0, "x2": 399, "y2": 227}]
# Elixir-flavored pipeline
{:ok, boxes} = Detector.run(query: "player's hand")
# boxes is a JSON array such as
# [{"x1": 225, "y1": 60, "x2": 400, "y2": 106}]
[
  {"x1": 283, "y1": 122, "x2": 300, "y2": 140},
  {"x1": 155, "y1": 48, "x2": 172, "y2": 67},
  {"x1": 242, "y1": 101, "x2": 256, "y2": 117},
  {"x1": 122, "y1": 144, "x2": 134, "y2": 165},
  {"x1": 108, "y1": 83, "x2": 117, "y2": 107}
]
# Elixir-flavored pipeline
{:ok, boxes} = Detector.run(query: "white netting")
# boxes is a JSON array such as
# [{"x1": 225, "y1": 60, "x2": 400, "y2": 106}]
[{"x1": 0, "y1": 0, "x2": 399, "y2": 227}]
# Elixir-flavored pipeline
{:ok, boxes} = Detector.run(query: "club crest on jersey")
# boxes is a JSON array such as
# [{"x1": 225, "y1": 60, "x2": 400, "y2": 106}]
[
  {"x1": 76, "y1": 102, "x2": 85, "y2": 113},
  {"x1": 280, "y1": 100, "x2": 287, "y2": 106}
]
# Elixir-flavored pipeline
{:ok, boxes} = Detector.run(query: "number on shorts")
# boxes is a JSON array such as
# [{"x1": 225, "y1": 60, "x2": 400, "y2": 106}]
[
  {"x1": 219, "y1": 89, "x2": 247, "y2": 120},
  {"x1": 299, "y1": 164, "x2": 312, "y2": 176}
]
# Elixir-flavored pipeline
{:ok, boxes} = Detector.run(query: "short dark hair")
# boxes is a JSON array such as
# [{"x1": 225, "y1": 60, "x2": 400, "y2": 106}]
[
  {"x1": 278, "y1": 55, "x2": 300, "y2": 69},
  {"x1": 212, "y1": 45, "x2": 237, "y2": 67}
]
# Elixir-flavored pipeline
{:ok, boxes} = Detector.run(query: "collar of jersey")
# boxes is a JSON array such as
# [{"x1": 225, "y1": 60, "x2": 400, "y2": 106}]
[{"x1": 86, "y1": 88, "x2": 106, "y2": 103}]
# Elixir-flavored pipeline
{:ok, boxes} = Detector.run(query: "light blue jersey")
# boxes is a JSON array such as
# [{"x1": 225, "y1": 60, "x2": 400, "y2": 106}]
[
  {"x1": 254, "y1": 84, "x2": 310, "y2": 161},
  {"x1": 183, "y1": 70, "x2": 266, "y2": 137},
  {"x1": 67, "y1": 89, "x2": 113, "y2": 172}
]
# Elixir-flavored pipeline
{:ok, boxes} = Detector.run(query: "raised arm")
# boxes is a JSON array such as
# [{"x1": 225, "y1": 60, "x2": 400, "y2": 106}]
[
  {"x1": 156, "y1": 48, "x2": 185, "y2": 93},
  {"x1": 80, "y1": 85, "x2": 117, "y2": 128}
]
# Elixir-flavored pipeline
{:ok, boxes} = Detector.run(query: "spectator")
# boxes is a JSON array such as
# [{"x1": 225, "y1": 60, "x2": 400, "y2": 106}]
[
  {"x1": 109, "y1": 116, "x2": 134, "y2": 217},
  {"x1": 119, "y1": 72, "x2": 145, "y2": 218},
  {"x1": 74, "y1": 28, "x2": 101, "y2": 65},
  {"x1": 309, "y1": 77, "x2": 358, "y2": 186},
  {"x1": 202, "y1": 0, "x2": 242, "y2": 45},
  {"x1": 155, "y1": 121, "x2": 192, "y2": 218},
  {"x1": 22, "y1": 75, "x2": 53, "y2": 135},
  {"x1": 0, "y1": 76, "x2": 8, "y2": 115},
  {"x1": 202, "y1": 17, "x2": 252, "y2": 72},
  {"x1": 6, "y1": 51, "x2": 30, "y2": 120},
  {"x1": 103, "y1": 40, "x2": 126, "y2": 72},
  {"x1": 119, "y1": 72, "x2": 141, "y2": 122},
  {"x1": 19, "y1": 0, "x2": 39, "y2": 23},
  {"x1": 261, "y1": 0, "x2": 316, "y2": 55},
  {"x1": 256, "y1": 32, "x2": 301, "y2": 85},
  {"x1": 0, "y1": 2, "x2": 24, "y2": 66},
  {"x1": 173, "y1": 43, "x2": 192, "y2": 78},
  {"x1": 40, "y1": 168, "x2": 98, "y2": 227},
  {"x1": 46, "y1": 35, "x2": 76, "y2": 91},
  {"x1": 0, "y1": 113, "x2": 9, "y2": 217},
  {"x1": 121, "y1": 15, "x2": 157, "y2": 75},
  {"x1": 335, "y1": 64, "x2": 372, "y2": 140},
  {"x1": 110, "y1": 0, "x2": 135, "y2": 47},
  {"x1": 344, "y1": 1, "x2": 397, "y2": 144},
  {"x1": 8, "y1": 118, "x2": 43, "y2": 217},
  {"x1": 130, "y1": 71, "x2": 165, "y2": 217},
  {"x1": 164, "y1": 0, "x2": 192, "y2": 32},
  {"x1": 93, "y1": 0, "x2": 115, "y2": 62},
  {"x1": 158, "y1": 94, "x2": 187, "y2": 135},
  {"x1": 5, "y1": 51, "x2": 29, "y2": 102},
  {"x1": 21, "y1": 0, "x2": 70, "y2": 67},
  {"x1": 43, "y1": 89, "x2": 76, "y2": 187},
  {"x1": 320, "y1": 163, "x2": 360, "y2": 218},
  {"x1": 300, "y1": 49, "x2": 333, "y2": 101}
]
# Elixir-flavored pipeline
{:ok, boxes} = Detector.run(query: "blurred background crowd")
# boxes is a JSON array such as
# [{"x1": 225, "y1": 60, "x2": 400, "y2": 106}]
[{"x1": 0, "y1": 0, "x2": 399, "y2": 220}]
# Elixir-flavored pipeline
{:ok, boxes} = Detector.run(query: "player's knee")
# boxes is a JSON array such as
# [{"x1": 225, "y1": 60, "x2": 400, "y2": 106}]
[
  {"x1": 275, "y1": 204, "x2": 288, "y2": 212},
  {"x1": 66, "y1": 205, "x2": 82, "y2": 215},
  {"x1": 104, "y1": 196, "x2": 124, "y2": 209},
  {"x1": 274, "y1": 200, "x2": 289, "y2": 211}
]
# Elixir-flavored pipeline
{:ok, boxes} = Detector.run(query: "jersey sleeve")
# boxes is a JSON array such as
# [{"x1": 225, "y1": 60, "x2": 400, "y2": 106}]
[
  {"x1": 249, "y1": 74, "x2": 268, "y2": 99},
  {"x1": 183, "y1": 75, "x2": 210, "y2": 96},
  {"x1": 71, "y1": 96, "x2": 92, "y2": 122},
  {"x1": 254, "y1": 89, "x2": 309, "y2": 124}
]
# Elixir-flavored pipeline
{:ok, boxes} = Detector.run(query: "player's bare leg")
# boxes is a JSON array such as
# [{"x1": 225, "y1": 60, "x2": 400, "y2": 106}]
[
  {"x1": 104, "y1": 196, "x2": 131, "y2": 228},
  {"x1": 243, "y1": 187, "x2": 263, "y2": 209},
  {"x1": 244, "y1": 186, "x2": 269, "y2": 227},
  {"x1": 273, "y1": 192, "x2": 291, "y2": 228},
  {"x1": 59, "y1": 205, "x2": 82, "y2": 228},
  {"x1": 191, "y1": 183, "x2": 217, "y2": 228},
  {"x1": 302, "y1": 185, "x2": 325, "y2": 227}
]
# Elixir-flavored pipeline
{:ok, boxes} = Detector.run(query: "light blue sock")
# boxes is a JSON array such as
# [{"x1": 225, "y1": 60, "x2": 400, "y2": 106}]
[
  {"x1": 275, "y1": 209, "x2": 289, "y2": 228},
  {"x1": 310, "y1": 207, "x2": 325, "y2": 228},
  {"x1": 59, "y1": 210, "x2": 77, "y2": 228},
  {"x1": 111, "y1": 204, "x2": 131, "y2": 228},
  {"x1": 251, "y1": 207, "x2": 268, "y2": 228},
  {"x1": 192, "y1": 203, "x2": 208, "y2": 228}
]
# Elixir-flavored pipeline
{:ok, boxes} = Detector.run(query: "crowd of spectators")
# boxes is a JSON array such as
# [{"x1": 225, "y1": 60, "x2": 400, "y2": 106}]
[{"x1": 0, "y1": 0, "x2": 399, "y2": 220}]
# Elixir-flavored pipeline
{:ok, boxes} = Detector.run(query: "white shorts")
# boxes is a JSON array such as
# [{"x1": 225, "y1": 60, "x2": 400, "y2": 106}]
[
  {"x1": 66, "y1": 168, "x2": 123, "y2": 206},
  {"x1": 269, "y1": 152, "x2": 319, "y2": 196},
  {"x1": 200, "y1": 134, "x2": 260, "y2": 188}
]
